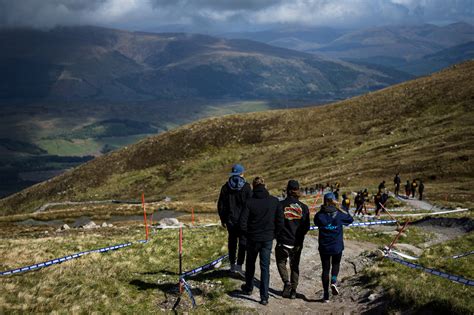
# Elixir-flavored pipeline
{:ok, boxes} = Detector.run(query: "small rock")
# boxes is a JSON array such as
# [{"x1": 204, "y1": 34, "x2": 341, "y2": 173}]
[
  {"x1": 368, "y1": 293, "x2": 379, "y2": 301},
  {"x1": 82, "y1": 221, "x2": 98, "y2": 229},
  {"x1": 159, "y1": 218, "x2": 180, "y2": 227},
  {"x1": 62, "y1": 224, "x2": 70, "y2": 230},
  {"x1": 101, "y1": 222, "x2": 108, "y2": 228}
]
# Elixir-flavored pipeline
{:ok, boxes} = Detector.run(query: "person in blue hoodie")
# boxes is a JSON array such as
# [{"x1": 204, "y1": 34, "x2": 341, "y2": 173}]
[
  {"x1": 314, "y1": 192, "x2": 354, "y2": 302},
  {"x1": 217, "y1": 164, "x2": 252, "y2": 274}
]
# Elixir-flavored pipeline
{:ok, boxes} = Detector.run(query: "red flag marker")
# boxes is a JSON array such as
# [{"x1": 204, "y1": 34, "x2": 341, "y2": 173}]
[{"x1": 142, "y1": 193, "x2": 149, "y2": 241}]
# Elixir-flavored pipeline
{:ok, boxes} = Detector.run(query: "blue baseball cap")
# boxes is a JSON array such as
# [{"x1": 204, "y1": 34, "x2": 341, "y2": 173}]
[
  {"x1": 229, "y1": 164, "x2": 245, "y2": 176},
  {"x1": 324, "y1": 192, "x2": 337, "y2": 203}
]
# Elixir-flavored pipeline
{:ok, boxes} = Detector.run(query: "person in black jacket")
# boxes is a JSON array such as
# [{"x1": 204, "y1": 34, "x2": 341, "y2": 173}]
[
  {"x1": 314, "y1": 192, "x2": 354, "y2": 302},
  {"x1": 240, "y1": 177, "x2": 284, "y2": 305},
  {"x1": 418, "y1": 180, "x2": 424, "y2": 200},
  {"x1": 275, "y1": 180, "x2": 310, "y2": 299},
  {"x1": 217, "y1": 164, "x2": 252, "y2": 274},
  {"x1": 394, "y1": 173, "x2": 401, "y2": 196}
]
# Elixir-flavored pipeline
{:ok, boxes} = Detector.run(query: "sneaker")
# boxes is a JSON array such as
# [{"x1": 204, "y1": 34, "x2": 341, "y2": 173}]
[
  {"x1": 230, "y1": 264, "x2": 236, "y2": 273},
  {"x1": 290, "y1": 289, "x2": 297, "y2": 299},
  {"x1": 259, "y1": 299, "x2": 268, "y2": 305},
  {"x1": 282, "y1": 282, "x2": 291, "y2": 298},
  {"x1": 240, "y1": 284, "x2": 252, "y2": 295},
  {"x1": 330, "y1": 283, "x2": 339, "y2": 296}
]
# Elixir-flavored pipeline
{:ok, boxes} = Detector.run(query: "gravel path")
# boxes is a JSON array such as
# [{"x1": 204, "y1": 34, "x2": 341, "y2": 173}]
[{"x1": 229, "y1": 236, "x2": 387, "y2": 314}]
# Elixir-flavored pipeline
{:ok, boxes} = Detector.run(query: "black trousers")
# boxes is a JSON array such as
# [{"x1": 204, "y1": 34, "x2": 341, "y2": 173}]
[
  {"x1": 275, "y1": 243, "x2": 303, "y2": 290},
  {"x1": 319, "y1": 252, "x2": 342, "y2": 299},
  {"x1": 227, "y1": 224, "x2": 246, "y2": 265}
]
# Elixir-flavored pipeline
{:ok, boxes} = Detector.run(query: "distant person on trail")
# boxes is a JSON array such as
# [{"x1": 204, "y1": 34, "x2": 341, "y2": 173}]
[
  {"x1": 378, "y1": 181, "x2": 386, "y2": 192},
  {"x1": 405, "y1": 180, "x2": 411, "y2": 198},
  {"x1": 334, "y1": 189, "x2": 340, "y2": 201},
  {"x1": 217, "y1": 164, "x2": 252, "y2": 274},
  {"x1": 362, "y1": 189, "x2": 369, "y2": 214},
  {"x1": 394, "y1": 173, "x2": 401, "y2": 196},
  {"x1": 418, "y1": 180, "x2": 424, "y2": 201},
  {"x1": 314, "y1": 192, "x2": 354, "y2": 302},
  {"x1": 411, "y1": 180, "x2": 418, "y2": 199},
  {"x1": 376, "y1": 190, "x2": 389, "y2": 218},
  {"x1": 374, "y1": 191, "x2": 382, "y2": 217},
  {"x1": 276, "y1": 180, "x2": 310, "y2": 299},
  {"x1": 354, "y1": 191, "x2": 364, "y2": 216},
  {"x1": 240, "y1": 177, "x2": 284, "y2": 306},
  {"x1": 341, "y1": 194, "x2": 350, "y2": 213}
]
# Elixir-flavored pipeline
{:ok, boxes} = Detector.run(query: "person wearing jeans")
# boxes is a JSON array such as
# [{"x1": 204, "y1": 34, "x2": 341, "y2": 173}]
[
  {"x1": 314, "y1": 192, "x2": 353, "y2": 302},
  {"x1": 239, "y1": 177, "x2": 284, "y2": 305}
]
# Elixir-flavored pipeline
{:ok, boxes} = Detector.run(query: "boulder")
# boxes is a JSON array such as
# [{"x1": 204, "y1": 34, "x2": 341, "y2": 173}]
[{"x1": 82, "y1": 221, "x2": 98, "y2": 229}]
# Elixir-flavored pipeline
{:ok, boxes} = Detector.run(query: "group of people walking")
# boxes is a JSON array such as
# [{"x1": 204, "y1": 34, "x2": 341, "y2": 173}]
[
  {"x1": 218, "y1": 164, "x2": 353, "y2": 305},
  {"x1": 394, "y1": 173, "x2": 425, "y2": 200}
]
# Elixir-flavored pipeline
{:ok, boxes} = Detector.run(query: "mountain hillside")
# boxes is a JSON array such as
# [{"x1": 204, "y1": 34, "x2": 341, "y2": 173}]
[
  {"x1": 0, "y1": 26, "x2": 408, "y2": 101},
  {"x1": 1, "y1": 61, "x2": 473, "y2": 215},
  {"x1": 312, "y1": 22, "x2": 474, "y2": 61}
]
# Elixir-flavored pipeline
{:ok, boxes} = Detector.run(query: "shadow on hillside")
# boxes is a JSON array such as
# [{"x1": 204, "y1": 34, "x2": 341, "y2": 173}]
[
  {"x1": 189, "y1": 269, "x2": 244, "y2": 282},
  {"x1": 129, "y1": 279, "x2": 204, "y2": 296}
]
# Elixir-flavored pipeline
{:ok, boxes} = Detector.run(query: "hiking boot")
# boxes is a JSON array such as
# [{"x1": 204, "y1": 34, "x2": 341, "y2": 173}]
[
  {"x1": 330, "y1": 283, "x2": 339, "y2": 296},
  {"x1": 259, "y1": 299, "x2": 268, "y2": 305},
  {"x1": 240, "y1": 284, "x2": 252, "y2": 295},
  {"x1": 230, "y1": 264, "x2": 236, "y2": 273},
  {"x1": 323, "y1": 299, "x2": 330, "y2": 303},
  {"x1": 290, "y1": 289, "x2": 297, "y2": 299},
  {"x1": 282, "y1": 282, "x2": 291, "y2": 298}
]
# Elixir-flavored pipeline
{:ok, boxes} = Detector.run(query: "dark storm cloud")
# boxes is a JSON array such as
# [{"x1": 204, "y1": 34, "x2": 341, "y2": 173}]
[{"x1": 0, "y1": 0, "x2": 472, "y2": 31}]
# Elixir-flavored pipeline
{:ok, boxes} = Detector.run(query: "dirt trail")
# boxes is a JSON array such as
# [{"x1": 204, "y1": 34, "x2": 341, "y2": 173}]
[{"x1": 229, "y1": 236, "x2": 387, "y2": 314}]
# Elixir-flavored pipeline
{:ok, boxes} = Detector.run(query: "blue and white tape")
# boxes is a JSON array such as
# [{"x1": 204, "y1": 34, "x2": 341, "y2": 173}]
[
  {"x1": 309, "y1": 220, "x2": 396, "y2": 230},
  {"x1": 0, "y1": 239, "x2": 147, "y2": 276},
  {"x1": 181, "y1": 254, "x2": 229, "y2": 278},
  {"x1": 386, "y1": 255, "x2": 474, "y2": 286},
  {"x1": 452, "y1": 250, "x2": 474, "y2": 259},
  {"x1": 180, "y1": 278, "x2": 197, "y2": 307}
]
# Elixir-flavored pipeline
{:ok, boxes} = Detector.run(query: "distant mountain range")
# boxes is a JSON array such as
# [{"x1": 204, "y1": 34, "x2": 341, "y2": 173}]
[
  {"x1": 2, "y1": 61, "x2": 472, "y2": 215},
  {"x1": 224, "y1": 22, "x2": 474, "y2": 76},
  {"x1": 0, "y1": 26, "x2": 412, "y2": 102}
]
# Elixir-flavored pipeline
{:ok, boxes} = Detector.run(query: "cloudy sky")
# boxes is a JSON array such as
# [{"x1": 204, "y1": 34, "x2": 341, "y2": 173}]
[{"x1": 0, "y1": 0, "x2": 472, "y2": 32}]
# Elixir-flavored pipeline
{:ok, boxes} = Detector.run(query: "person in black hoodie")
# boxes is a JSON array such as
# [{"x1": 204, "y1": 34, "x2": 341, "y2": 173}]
[
  {"x1": 314, "y1": 192, "x2": 354, "y2": 302},
  {"x1": 217, "y1": 164, "x2": 252, "y2": 274},
  {"x1": 240, "y1": 177, "x2": 284, "y2": 305},
  {"x1": 275, "y1": 180, "x2": 310, "y2": 299}
]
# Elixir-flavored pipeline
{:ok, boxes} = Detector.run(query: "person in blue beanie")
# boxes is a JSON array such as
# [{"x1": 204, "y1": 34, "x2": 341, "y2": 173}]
[
  {"x1": 314, "y1": 192, "x2": 354, "y2": 302},
  {"x1": 217, "y1": 164, "x2": 252, "y2": 274}
]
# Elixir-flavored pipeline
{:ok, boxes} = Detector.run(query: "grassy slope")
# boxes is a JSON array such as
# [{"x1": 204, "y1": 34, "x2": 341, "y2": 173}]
[
  {"x1": 0, "y1": 226, "x2": 236, "y2": 313},
  {"x1": 1, "y1": 62, "x2": 473, "y2": 215}
]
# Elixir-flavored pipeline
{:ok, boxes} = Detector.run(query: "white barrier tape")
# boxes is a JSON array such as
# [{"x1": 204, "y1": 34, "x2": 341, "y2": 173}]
[
  {"x1": 181, "y1": 254, "x2": 228, "y2": 278},
  {"x1": 0, "y1": 240, "x2": 147, "y2": 276},
  {"x1": 386, "y1": 255, "x2": 474, "y2": 286},
  {"x1": 390, "y1": 208, "x2": 469, "y2": 217},
  {"x1": 452, "y1": 250, "x2": 474, "y2": 259}
]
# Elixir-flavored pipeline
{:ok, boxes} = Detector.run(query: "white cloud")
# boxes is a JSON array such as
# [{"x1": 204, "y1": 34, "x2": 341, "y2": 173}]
[{"x1": 0, "y1": 0, "x2": 472, "y2": 30}]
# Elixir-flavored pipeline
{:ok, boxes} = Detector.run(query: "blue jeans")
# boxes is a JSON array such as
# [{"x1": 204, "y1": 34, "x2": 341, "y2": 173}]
[{"x1": 245, "y1": 239, "x2": 273, "y2": 301}]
